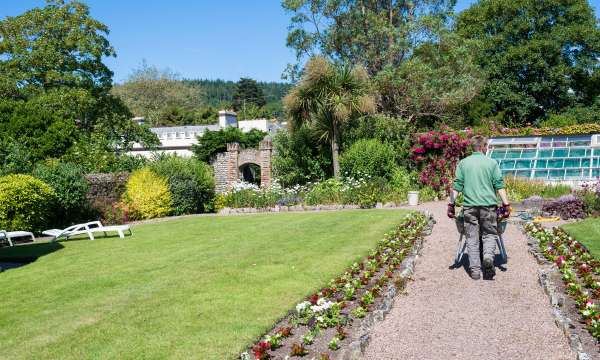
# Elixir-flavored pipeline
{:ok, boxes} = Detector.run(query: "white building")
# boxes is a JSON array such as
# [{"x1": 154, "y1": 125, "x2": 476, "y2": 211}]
[{"x1": 129, "y1": 110, "x2": 284, "y2": 158}]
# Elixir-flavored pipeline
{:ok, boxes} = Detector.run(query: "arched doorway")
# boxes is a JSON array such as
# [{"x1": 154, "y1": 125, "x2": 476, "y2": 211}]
[{"x1": 239, "y1": 163, "x2": 261, "y2": 186}]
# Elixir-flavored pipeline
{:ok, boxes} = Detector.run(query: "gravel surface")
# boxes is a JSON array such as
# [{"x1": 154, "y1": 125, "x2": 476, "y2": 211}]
[{"x1": 364, "y1": 201, "x2": 574, "y2": 360}]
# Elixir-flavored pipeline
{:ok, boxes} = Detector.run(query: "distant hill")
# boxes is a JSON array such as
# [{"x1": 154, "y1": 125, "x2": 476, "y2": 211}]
[{"x1": 184, "y1": 79, "x2": 292, "y2": 107}]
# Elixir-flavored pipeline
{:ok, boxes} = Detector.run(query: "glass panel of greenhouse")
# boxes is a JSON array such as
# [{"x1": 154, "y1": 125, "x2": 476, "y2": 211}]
[{"x1": 487, "y1": 134, "x2": 600, "y2": 182}]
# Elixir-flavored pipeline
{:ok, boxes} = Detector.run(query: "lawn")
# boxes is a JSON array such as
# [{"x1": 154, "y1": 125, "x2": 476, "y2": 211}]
[
  {"x1": 563, "y1": 217, "x2": 600, "y2": 257},
  {"x1": 0, "y1": 209, "x2": 406, "y2": 360}
]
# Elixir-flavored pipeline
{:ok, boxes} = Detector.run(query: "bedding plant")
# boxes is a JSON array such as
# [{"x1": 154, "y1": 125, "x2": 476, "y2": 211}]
[
  {"x1": 240, "y1": 212, "x2": 429, "y2": 359},
  {"x1": 525, "y1": 223, "x2": 600, "y2": 339}
]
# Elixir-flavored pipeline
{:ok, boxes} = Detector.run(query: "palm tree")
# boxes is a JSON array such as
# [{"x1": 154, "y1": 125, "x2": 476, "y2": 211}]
[{"x1": 283, "y1": 57, "x2": 375, "y2": 178}]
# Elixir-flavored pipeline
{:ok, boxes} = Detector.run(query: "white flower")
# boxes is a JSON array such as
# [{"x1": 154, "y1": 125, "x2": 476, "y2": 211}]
[{"x1": 296, "y1": 301, "x2": 311, "y2": 314}]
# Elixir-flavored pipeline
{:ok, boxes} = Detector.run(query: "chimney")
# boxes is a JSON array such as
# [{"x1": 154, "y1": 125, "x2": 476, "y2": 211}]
[{"x1": 218, "y1": 110, "x2": 237, "y2": 128}]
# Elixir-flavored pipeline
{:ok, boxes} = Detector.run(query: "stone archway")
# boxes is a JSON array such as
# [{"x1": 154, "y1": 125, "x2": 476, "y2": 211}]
[{"x1": 212, "y1": 136, "x2": 272, "y2": 193}]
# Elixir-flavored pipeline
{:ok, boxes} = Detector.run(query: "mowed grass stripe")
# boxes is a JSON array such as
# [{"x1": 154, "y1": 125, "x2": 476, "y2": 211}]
[
  {"x1": 0, "y1": 209, "x2": 406, "y2": 360},
  {"x1": 563, "y1": 217, "x2": 600, "y2": 258}
]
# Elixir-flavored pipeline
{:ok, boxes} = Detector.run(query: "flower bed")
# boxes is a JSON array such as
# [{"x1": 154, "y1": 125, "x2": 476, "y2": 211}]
[
  {"x1": 525, "y1": 222, "x2": 600, "y2": 340},
  {"x1": 240, "y1": 212, "x2": 433, "y2": 360}
]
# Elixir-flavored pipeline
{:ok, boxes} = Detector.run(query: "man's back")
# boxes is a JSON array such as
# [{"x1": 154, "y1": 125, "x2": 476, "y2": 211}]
[{"x1": 453, "y1": 152, "x2": 504, "y2": 207}]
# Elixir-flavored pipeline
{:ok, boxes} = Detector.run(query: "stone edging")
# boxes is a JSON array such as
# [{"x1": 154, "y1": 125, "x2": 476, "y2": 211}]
[
  {"x1": 523, "y1": 226, "x2": 592, "y2": 360},
  {"x1": 335, "y1": 211, "x2": 435, "y2": 360},
  {"x1": 218, "y1": 202, "x2": 404, "y2": 215}
]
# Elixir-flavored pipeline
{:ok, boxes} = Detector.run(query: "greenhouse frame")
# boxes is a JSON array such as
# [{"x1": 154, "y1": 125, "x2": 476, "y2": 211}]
[{"x1": 487, "y1": 133, "x2": 600, "y2": 183}]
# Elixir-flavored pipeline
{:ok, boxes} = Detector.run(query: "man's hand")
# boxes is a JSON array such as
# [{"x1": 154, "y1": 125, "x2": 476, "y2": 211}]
[
  {"x1": 447, "y1": 203, "x2": 456, "y2": 219},
  {"x1": 498, "y1": 203, "x2": 512, "y2": 219}
]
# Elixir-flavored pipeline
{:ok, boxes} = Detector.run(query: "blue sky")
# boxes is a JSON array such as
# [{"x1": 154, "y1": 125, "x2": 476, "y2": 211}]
[{"x1": 1, "y1": 1, "x2": 599, "y2": 83}]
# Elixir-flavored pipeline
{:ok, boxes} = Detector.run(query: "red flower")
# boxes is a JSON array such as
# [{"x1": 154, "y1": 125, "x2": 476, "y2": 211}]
[
  {"x1": 413, "y1": 147, "x2": 425, "y2": 154},
  {"x1": 252, "y1": 342, "x2": 271, "y2": 360}
]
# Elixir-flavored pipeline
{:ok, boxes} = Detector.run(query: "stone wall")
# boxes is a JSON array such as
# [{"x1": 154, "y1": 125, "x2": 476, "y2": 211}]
[{"x1": 212, "y1": 137, "x2": 273, "y2": 193}]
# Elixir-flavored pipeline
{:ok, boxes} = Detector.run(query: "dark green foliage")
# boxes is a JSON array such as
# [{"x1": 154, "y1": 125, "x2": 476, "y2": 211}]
[
  {"x1": 456, "y1": 0, "x2": 600, "y2": 125},
  {"x1": 150, "y1": 157, "x2": 215, "y2": 215},
  {"x1": 340, "y1": 139, "x2": 397, "y2": 180},
  {"x1": 272, "y1": 127, "x2": 331, "y2": 186},
  {"x1": 0, "y1": 0, "x2": 115, "y2": 97},
  {"x1": 342, "y1": 114, "x2": 416, "y2": 168},
  {"x1": 62, "y1": 134, "x2": 148, "y2": 173},
  {"x1": 191, "y1": 127, "x2": 268, "y2": 162},
  {"x1": 0, "y1": 137, "x2": 34, "y2": 175},
  {"x1": 33, "y1": 161, "x2": 90, "y2": 226},
  {"x1": 184, "y1": 79, "x2": 291, "y2": 107},
  {"x1": 0, "y1": 99, "x2": 79, "y2": 164},
  {"x1": 233, "y1": 77, "x2": 266, "y2": 110}
]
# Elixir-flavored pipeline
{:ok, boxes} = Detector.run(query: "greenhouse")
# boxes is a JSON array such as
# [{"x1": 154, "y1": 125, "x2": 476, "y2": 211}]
[{"x1": 488, "y1": 134, "x2": 600, "y2": 182}]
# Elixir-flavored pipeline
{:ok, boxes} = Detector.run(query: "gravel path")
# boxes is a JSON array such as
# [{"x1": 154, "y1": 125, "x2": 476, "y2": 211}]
[{"x1": 364, "y1": 201, "x2": 574, "y2": 360}]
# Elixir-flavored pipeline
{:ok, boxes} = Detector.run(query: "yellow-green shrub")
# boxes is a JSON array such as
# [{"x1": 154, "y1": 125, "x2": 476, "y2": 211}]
[
  {"x1": 0, "y1": 174, "x2": 56, "y2": 232},
  {"x1": 123, "y1": 168, "x2": 173, "y2": 220}
]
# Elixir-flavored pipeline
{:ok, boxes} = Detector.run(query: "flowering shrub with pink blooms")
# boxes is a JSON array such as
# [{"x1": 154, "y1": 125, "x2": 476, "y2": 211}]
[{"x1": 411, "y1": 128, "x2": 472, "y2": 192}]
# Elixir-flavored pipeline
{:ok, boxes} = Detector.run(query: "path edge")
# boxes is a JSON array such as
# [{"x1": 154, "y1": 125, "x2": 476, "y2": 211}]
[
  {"x1": 523, "y1": 224, "x2": 593, "y2": 360},
  {"x1": 335, "y1": 211, "x2": 436, "y2": 360}
]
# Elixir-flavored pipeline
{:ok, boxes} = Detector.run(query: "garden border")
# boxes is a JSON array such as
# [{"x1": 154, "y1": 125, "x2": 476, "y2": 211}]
[
  {"x1": 335, "y1": 211, "x2": 434, "y2": 360},
  {"x1": 239, "y1": 211, "x2": 435, "y2": 360},
  {"x1": 523, "y1": 224, "x2": 595, "y2": 360}
]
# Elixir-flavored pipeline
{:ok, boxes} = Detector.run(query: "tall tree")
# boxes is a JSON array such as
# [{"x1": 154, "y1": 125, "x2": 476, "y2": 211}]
[
  {"x1": 111, "y1": 61, "x2": 204, "y2": 126},
  {"x1": 0, "y1": 0, "x2": 157, "y2": 162},
  {"x1": 0, "y1": 0, "x2": 115, "y2": 98},
  {"x1": 232, "y1": 78, "x2": 267, "y2": 116},
  {"x1": 284, "y1": 57, "x2": 375, "y2": 178},
  {"x1": 456, "y1": 0, "x2": 600, "y2": 125},
  {"x1": 375, "y1": 32, "x2": 484, "y2": 126},
  {"x1": 282, "y1": 0, "x2": 455, "y2": 78}
]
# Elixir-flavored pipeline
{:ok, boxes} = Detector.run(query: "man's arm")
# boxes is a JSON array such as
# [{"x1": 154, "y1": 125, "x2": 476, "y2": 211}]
[
  {"x1": 497, "y1": 188, "x2": 509, "y2": 206},
  {"x1": 448, "y1": 163, "x2": 464, "y2": 218},
  {"x1": 450, "y1": 189, "x2": 460, "y2": 205}
]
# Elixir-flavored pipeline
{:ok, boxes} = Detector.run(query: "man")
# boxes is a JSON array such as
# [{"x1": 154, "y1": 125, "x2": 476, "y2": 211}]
[{"x1": 448, "y1": 135, "x2": 511, "y2": 280}]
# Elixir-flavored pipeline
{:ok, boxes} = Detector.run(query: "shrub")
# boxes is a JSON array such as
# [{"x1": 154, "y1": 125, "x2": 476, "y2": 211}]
[
  {"x1": 305, "y1": 179, "x2": 347, "y2": 205},
  {"x1": 340, "y1": 139, "x2": 397, "y2": 180},
  {"x1": 150, "y1": 156, "x2": 215, "y2": 215},
  {"x1": 0, "y1": 174, "x2": 56, "y2": 232},
  {"x1": 123, "y1": 168, "x2": 173, "y2": 220},
  {"x1": 576, "y1": 180, "x2": 600, "y2": 216},
  {"x1": 33, "y1": 161, "x2": 89, "y2": 226},
  {"x1": 542, "y1": 195, "x2": 587, "y2": 220},
  {"x1": 411, "y1": 128, "x2": 471, "y2": 192},
  {"x1": 221, "y1": 182, "x2": 281, "y2": 209},
  {"x1": 272, "y1": 127, "x2": 330, "y2": 186},
  {"x1": 387, "y1": 167, "x2": 416, "y2": 203}
]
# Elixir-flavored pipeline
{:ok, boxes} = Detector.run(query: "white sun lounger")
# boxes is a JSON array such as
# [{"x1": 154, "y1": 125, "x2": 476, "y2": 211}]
[
  {"x1": 0, "y1": 230, "x2": 35, "y2": 247},
  {"x1": 42, "y1": 221, "x2": 132, "y2": 241}
]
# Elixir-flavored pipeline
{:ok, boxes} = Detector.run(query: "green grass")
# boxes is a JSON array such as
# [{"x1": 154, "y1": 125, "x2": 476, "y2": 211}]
[
  {"x1": 0, "y1": 209, "x2": 406, "y2": 360},
  {"x1": 563, "y1": 217, "x2": 600, "y2": 257}
]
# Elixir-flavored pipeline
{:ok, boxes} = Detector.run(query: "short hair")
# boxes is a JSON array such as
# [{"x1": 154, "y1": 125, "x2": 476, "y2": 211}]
[{"x1": 471, "y1": 135, "x2": 488, "y2": 151}]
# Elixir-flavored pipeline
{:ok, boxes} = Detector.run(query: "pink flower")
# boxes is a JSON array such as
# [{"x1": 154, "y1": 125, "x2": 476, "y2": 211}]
[{"x1": 414, "y1": 147, "x2": 425, "y2": 154}]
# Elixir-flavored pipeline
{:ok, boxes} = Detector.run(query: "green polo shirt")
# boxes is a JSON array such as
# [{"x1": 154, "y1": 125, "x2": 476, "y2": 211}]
[{"x1": 453, "y1": 152, "x2": 504, "y2": 207}]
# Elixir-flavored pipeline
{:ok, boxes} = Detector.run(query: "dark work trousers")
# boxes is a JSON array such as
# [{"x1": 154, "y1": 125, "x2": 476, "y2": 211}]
[{"x1": 463, "y1": 206, "x2": 498, "y2": 272}]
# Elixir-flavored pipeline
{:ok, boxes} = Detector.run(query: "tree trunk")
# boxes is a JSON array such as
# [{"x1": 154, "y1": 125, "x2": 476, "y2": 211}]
[{"x1": 331, "y1": 124, "x2": 341, "y2": 179}]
